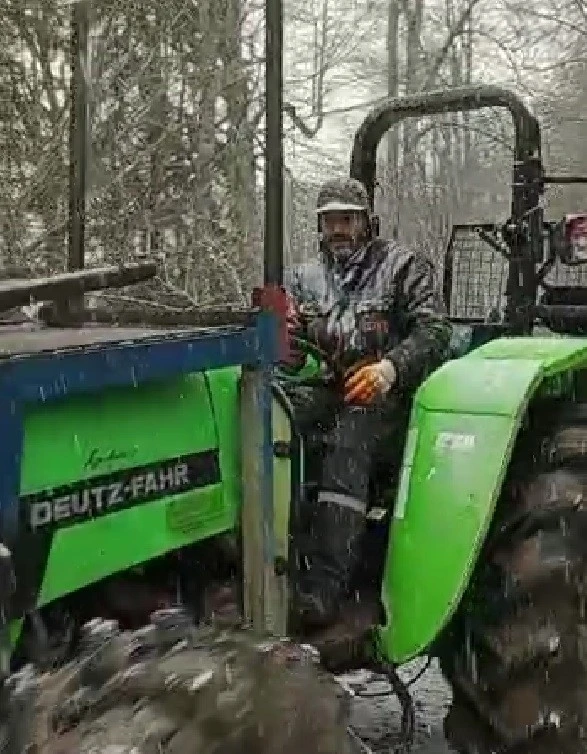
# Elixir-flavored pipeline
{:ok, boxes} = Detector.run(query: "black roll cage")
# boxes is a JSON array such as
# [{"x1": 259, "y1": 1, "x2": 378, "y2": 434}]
[{"x1": 349, "y1": 85, "x2": 587, "y2": 334}]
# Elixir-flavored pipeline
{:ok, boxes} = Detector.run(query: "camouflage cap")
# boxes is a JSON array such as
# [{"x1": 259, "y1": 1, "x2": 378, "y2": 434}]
[{"x1": 316, "y1": 177, "x2": 370, "y2": 214}]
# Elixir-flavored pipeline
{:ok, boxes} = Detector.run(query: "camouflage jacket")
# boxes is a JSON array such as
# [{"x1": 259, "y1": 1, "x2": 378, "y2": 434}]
[{"x1": 284, "y1": 239, "x2": 452, "y2": 393}]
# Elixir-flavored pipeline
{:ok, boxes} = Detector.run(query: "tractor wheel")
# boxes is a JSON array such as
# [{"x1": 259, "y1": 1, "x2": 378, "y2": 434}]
[
  {"x1": 1, "y1": 609, "x2": 358, "y2": 754},
  {"x1": 440, "y1": 409, "x2": 587, "y2": 751}
]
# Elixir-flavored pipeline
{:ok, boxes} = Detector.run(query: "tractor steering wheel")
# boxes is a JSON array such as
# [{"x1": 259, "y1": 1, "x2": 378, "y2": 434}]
[{"x1": 274, "y1": 337, "x2": 340, "y2": 387}]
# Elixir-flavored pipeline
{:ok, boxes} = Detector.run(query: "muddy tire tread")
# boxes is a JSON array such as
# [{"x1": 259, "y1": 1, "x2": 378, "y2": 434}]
[{"x1": 441, "y1": 412, "x2": 587, "y2": 749}]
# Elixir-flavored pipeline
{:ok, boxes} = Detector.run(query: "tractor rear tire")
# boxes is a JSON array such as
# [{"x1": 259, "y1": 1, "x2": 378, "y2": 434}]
[
  {"x1": 440, "y1": 409, "x2": 587, "y2": 751},
  {"x1": 1, "y1": 610, "x2": 358, "y2": 754}
]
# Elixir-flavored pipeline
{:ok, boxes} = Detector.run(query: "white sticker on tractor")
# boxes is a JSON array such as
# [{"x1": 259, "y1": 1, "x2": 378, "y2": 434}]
[{"x1": 435, "y1": 432, "x2": 476, "y2": 451}]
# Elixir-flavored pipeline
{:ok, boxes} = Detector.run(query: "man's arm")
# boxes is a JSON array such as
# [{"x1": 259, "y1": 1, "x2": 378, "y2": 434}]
[
  {"x1": 284, "y1": 264, "x2": 318, "y2": 316},
  {"x1": 384, "y1": 251, "x2": 452, "y2": 393},
  {"x1": 281, "y1": 266, "x2": 307, "y2": 366},
  {"x1": 283, "y1": 266, "x2": 301, "y2": 302}
]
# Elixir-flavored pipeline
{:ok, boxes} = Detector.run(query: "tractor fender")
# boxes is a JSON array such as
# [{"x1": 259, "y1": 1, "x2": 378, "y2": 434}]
[{"x1": 378, "y1": 336, "x2": 587, "y2": 664}]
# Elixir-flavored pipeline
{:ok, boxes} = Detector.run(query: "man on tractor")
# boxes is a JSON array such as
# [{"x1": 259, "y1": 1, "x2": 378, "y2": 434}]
[{"x1": 284, "y1": 176, "x2": 452, "y2": 644}]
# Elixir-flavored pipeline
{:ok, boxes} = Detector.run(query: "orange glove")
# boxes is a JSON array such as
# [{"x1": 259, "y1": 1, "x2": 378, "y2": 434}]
[{"x1": 344, "y1": 359, "x2": 397, "y2": 405}]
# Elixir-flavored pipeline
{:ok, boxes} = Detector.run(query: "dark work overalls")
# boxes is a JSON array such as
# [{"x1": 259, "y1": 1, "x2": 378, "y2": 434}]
[{"x1": 283, "y1": 239, "x2": 452, "y2": 626}]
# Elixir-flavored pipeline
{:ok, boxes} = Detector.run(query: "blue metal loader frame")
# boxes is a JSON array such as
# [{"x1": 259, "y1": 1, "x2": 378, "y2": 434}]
[{"x1": 0, "y1": 315, "x2": 278, "y2": 616}]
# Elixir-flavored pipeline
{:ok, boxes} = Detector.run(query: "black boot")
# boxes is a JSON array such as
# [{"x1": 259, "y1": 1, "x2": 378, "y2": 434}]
[
  {"x1": 293, "y1": 491, "x2": 384, "y2": 670},
  {"x1": 295, "y1": 491, "x2": 368, "y2": 627}
]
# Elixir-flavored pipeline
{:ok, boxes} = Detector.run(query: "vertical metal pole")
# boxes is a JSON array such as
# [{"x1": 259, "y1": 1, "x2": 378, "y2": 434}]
[
  {"x1": 264, "y1": 0, "x2": 284, "y2": 286},
  {"x1": 241, "y1": 314, "x2": 281, "y2": 635},
  {"x1": 68, "y1": 0, "x2": 89, "y2": 272}
]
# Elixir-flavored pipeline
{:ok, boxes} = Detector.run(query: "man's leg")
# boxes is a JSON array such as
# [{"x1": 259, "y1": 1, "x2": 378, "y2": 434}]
[
  {"x1": 355, "y1": 401, "x2": 411, "y2": 595},
  {"x1": 294, "y1": 404, "x2": 387, "y2": 628},
  {"x1": 275, "y1": 380, "x2": 337, "y2": 617}
]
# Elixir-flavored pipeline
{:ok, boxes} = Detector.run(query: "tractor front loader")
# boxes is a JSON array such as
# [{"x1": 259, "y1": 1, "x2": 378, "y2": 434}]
[
  {"x1": 0, "y1": 265, "x2": 359, "y2": 754},
  {"x1": 0, "y1": 263, "x2": 294, "y2": 666}
]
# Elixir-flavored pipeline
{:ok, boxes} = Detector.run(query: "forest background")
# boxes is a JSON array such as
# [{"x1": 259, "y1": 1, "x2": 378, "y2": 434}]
[{"x1": 0, "y1": 0, "x2": 585, "y2": 306}]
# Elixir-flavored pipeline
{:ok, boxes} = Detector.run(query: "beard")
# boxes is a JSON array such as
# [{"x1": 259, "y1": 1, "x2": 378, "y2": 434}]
[{"x1": 325, "y1": 236, "x2": 355, "y2": 261}]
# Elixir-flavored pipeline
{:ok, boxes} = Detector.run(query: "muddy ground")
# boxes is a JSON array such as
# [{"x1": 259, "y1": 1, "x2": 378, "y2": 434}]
[
  {"x1": 345, "y1": 662, "x2": 579, "y2": 754},
  {"x1": 342, "y1": 660, "x2": 458, "y2": 753}
]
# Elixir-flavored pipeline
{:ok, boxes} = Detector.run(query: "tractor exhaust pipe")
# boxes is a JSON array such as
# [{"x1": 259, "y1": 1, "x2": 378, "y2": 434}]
[
  {"x1": 253, "y1": 0, "x2": 288, "y2": 361},
  {"x1": 264, "y1": 0, "x2": 284, "y2": 287}
]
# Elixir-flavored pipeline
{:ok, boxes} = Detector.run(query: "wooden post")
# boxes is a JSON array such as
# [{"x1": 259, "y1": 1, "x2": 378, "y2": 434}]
[
  {"x1": 240, "y1": 365, "x2": 283, "y2": 634},
  {"x1": 0, "y1": 263, "x2": 156, "y2": 314},
  {"x1": 0, "y1": 544, "x2": 14, "y2": 678}
]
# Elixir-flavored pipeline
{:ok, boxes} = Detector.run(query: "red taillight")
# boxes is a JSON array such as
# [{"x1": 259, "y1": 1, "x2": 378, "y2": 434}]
[
  {"x1": 558, "y1": 213, "x2": 587, "y2": 263},
  {"x1": 564, "y1": 213, "x2": 587, "y2": 246}
]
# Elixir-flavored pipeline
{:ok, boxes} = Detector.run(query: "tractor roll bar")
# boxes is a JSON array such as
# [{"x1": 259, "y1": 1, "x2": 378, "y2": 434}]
[{"x1": 350, "y1": 85, "x2": 542, "y2": 209}]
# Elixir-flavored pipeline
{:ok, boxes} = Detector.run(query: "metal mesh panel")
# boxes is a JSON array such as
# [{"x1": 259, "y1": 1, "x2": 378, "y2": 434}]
[
  {"x1": 446, "y1": 223, "x2": 587, "y2": 321},
  {"x1": 445, "y1": 225, "x2": 508, "y2": 319}
]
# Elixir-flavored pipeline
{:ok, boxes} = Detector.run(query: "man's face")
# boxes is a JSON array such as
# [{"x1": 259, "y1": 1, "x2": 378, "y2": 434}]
[{"x1": 320, "y1": 211, "x2": 367, "y2": 258}]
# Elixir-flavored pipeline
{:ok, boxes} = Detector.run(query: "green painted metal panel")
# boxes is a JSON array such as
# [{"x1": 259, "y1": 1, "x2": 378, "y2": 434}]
[
  {"x1": 21, "y1": 375, "x2": 230, "y2": 607},
  {"x1": 379, "y1": 337, "x2": 587, "y2": 663}
]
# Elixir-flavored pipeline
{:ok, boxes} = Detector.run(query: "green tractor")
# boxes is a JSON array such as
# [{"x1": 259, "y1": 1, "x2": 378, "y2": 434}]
[
  {"x1": 349, "y1": 85, "x2": 587, "y2": 746},
  {"x1": 2, "y1": 84, "x2": 587, "y2": 750}
]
